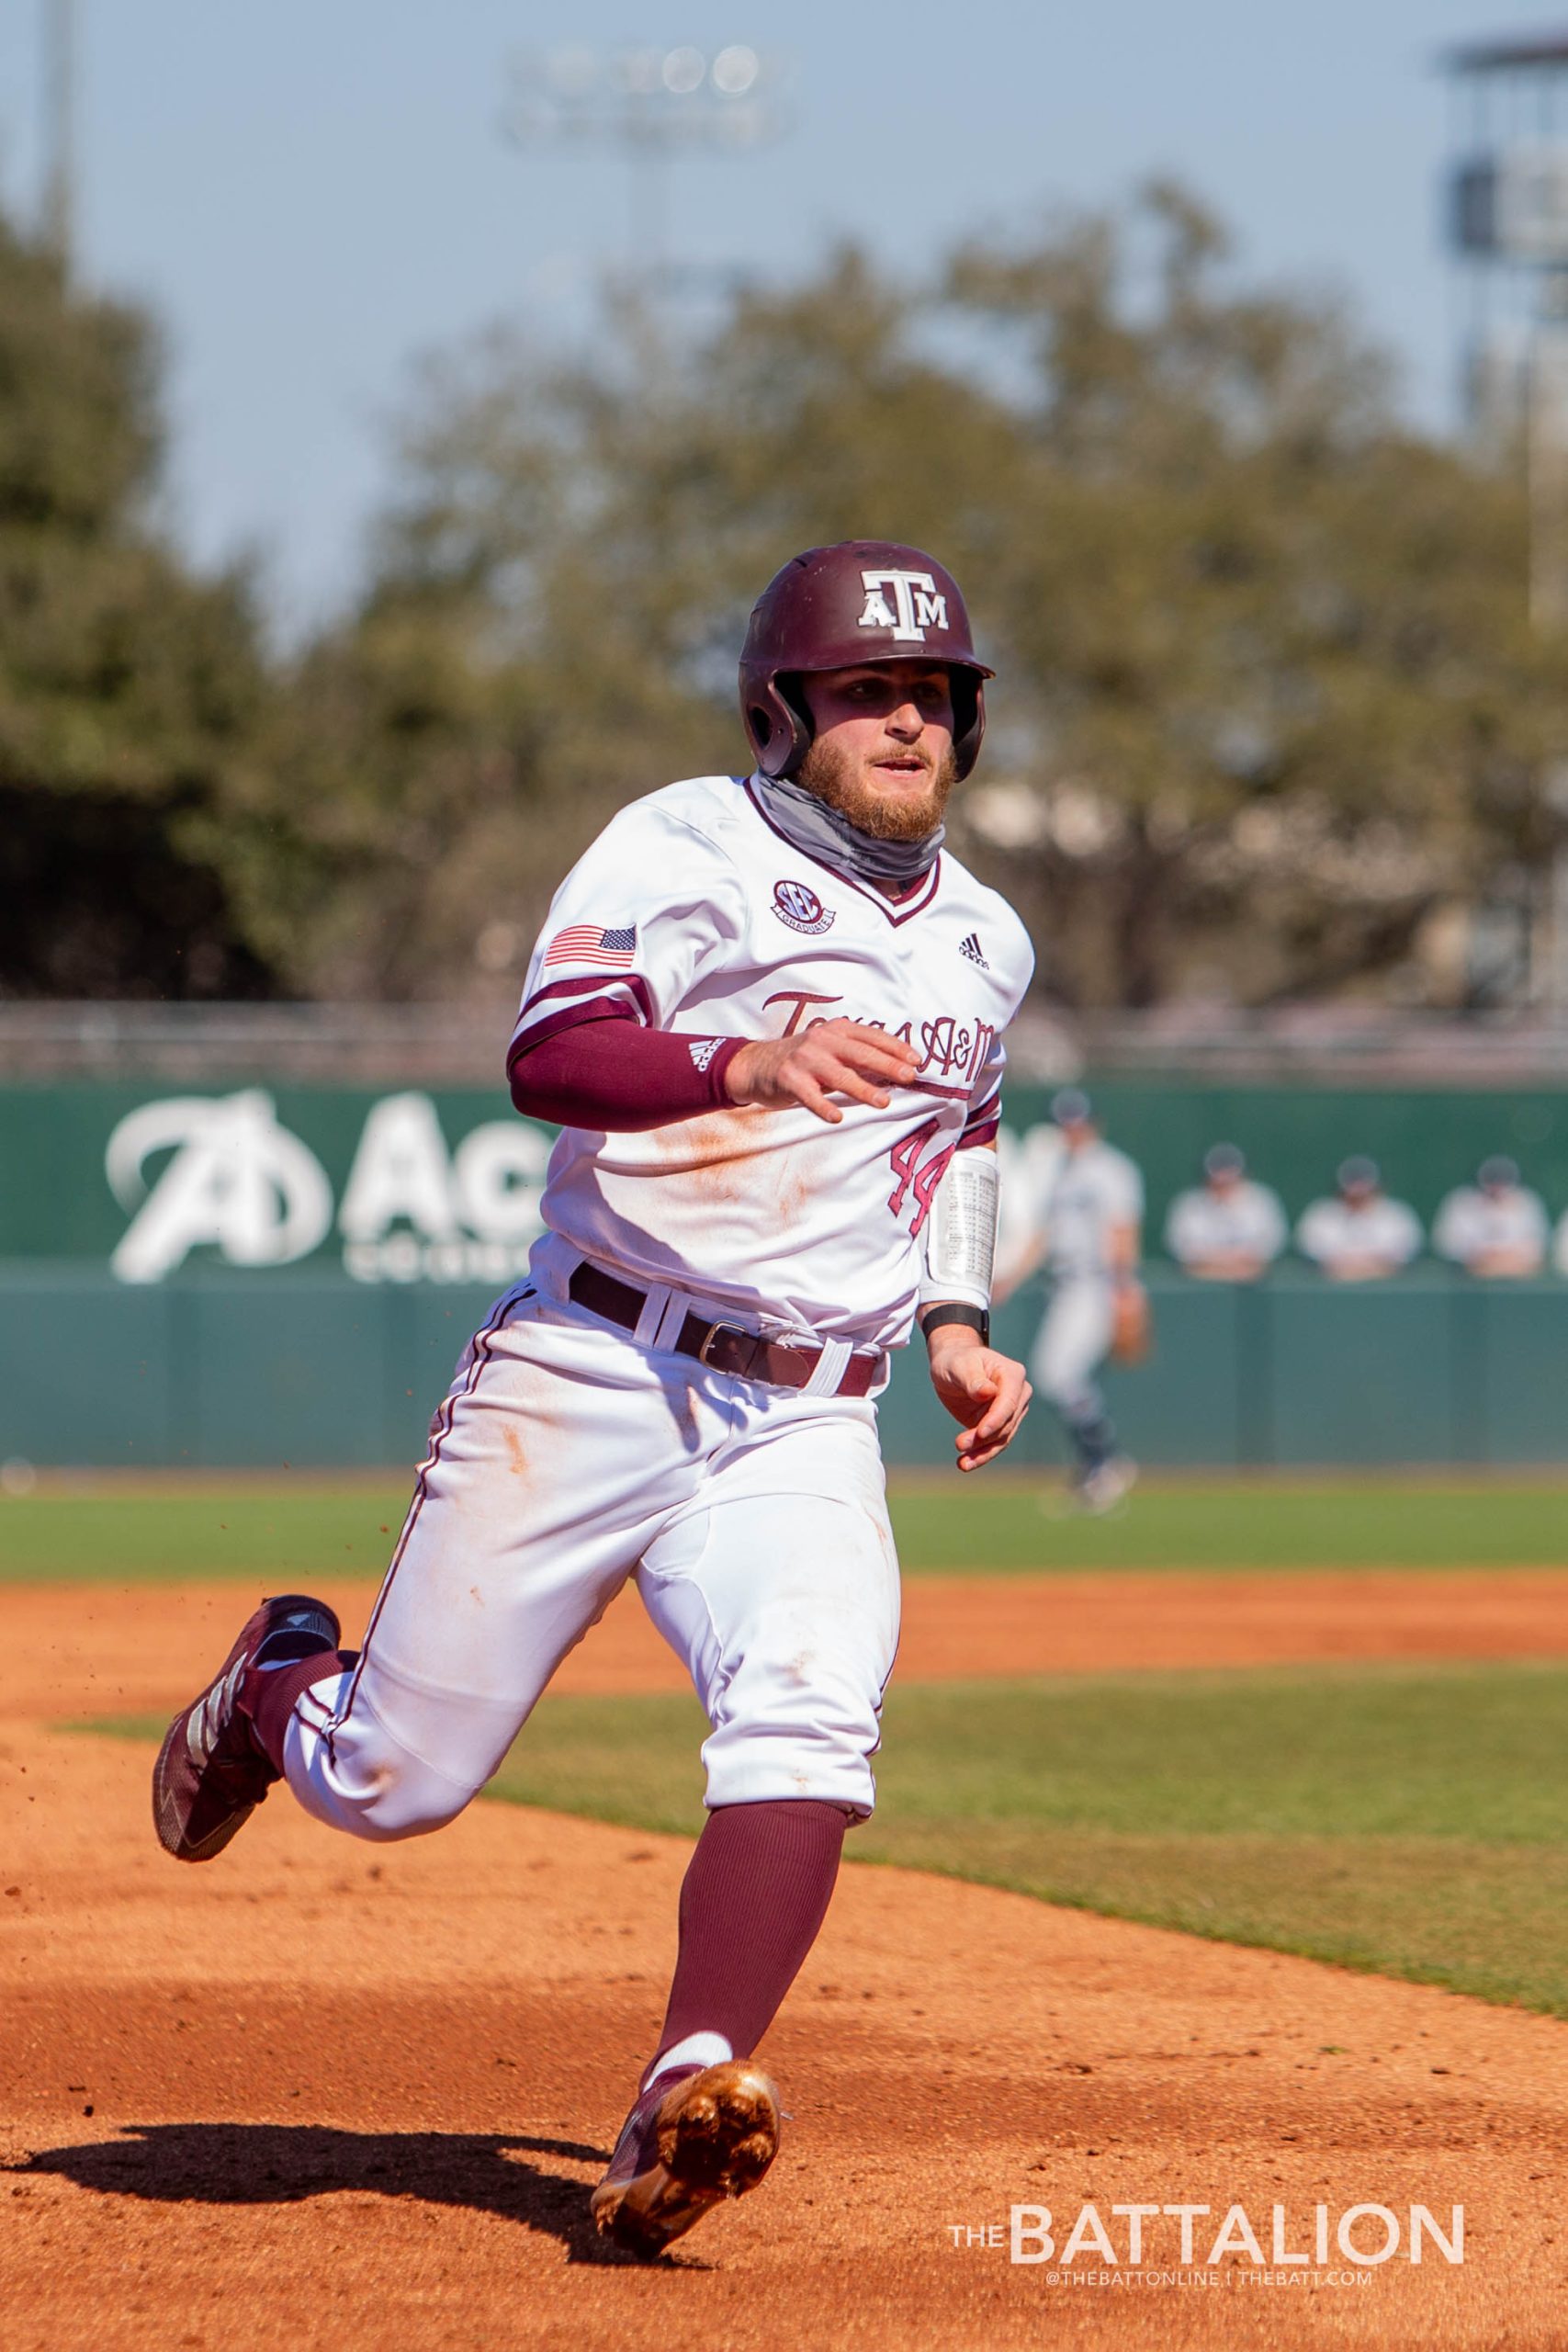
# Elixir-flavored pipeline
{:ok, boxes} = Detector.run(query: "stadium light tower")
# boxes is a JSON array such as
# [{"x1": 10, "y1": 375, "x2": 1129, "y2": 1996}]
[
  {"x1": 1445, "y1": 32, "x2": 1568, "y2": 1010},
  {"x1": 1444, "y1": 30, "x2": 1568, "y2": 628},
  {"x1": 502, "y1": 44, "x2": 791, "y2": 287}
]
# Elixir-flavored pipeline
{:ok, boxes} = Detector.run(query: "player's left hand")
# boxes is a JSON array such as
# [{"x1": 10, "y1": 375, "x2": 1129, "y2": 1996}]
[{"x1": 924, "y1": 1330, "x2": 1032, "y2": 1473}]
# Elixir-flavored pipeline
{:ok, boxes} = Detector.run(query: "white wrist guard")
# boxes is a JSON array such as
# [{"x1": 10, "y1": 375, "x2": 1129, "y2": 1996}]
[{"x1": 919, "y1": 1147, "x2": 998, "y2": 1312}]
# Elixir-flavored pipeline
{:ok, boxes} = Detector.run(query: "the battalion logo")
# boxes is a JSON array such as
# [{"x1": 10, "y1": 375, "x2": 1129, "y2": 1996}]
[
  {"x1": 857, "y1": 568, "x2": 949, "y2": 642},
  {"x1": 772, "y1": 878, "x2": 836, "y2": 935}
]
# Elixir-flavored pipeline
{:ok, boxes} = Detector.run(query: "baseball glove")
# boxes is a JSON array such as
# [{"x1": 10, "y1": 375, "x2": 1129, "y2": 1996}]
[{"x1": 1110, "y1": 1280, "x2": 1152, "y2": 1364}]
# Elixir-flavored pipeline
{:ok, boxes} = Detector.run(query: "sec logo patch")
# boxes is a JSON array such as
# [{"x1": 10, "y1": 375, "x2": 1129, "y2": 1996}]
[{"x1": 772, "y1": 879, "x2": 836, "y2": 935}]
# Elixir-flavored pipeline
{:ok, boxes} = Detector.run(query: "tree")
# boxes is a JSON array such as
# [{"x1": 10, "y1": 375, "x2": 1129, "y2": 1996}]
[
  {"x1": 0, "y1": 211, "x2": 274, "y2": 999},
  {"x1": 942, "y1": 184, "x2": 1557, "y2": 1007},
  {"x1": 236, "y1": 186, "x2": 1567, "y2": 1008}
]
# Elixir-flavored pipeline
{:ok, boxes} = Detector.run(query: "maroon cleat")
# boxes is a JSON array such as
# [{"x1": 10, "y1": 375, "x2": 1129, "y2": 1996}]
[
  {"x1": 590, "y1": 2060, "x2": 781, "y2": 2260},
  {"x1": 152, "y1": 1594, "x2": 340, "y2": 1862}
]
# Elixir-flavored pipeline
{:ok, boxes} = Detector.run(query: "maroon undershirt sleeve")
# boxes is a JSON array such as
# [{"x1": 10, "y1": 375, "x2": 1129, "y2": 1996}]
[{"x1": 507, "y1": 1011, "x2": 745, "y2": 1133}]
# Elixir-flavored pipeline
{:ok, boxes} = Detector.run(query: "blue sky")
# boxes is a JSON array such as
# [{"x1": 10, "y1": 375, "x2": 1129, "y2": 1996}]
[{"x1": 0, "y1": 1, "x2": 1548, "y2": 628}]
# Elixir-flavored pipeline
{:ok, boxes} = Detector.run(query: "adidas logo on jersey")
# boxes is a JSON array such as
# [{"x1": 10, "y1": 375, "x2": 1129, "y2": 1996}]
[
  {"x1": 960, "y1": 933, "x2": 988, "y2": 969},
  {"x1": 687, "y1": 1038, "x2": 721, "y2": 1073}
]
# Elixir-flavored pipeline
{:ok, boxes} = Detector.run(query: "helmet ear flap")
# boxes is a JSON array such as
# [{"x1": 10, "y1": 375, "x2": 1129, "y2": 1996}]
[
  {"x1": 744, "y1": 673, "x2": 814, "y2": 780},
  {"x1": 949, "y1": 671, "x2": 987, "y2": 782}
]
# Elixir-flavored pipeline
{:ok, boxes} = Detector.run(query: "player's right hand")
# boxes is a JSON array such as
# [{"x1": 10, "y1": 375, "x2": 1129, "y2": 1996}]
[{"x1": 725, "y1": 1019, "x2": 921, "y2": 1125}]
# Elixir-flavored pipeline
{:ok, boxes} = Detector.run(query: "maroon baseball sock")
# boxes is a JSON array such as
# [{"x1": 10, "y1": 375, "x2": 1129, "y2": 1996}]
[
  {"x1": 645, "y1": 1797, "x2": 848, "y2": 2087},
  {"x1": 245, "y1": 1649, "x2": 356, "y2": 1776}
]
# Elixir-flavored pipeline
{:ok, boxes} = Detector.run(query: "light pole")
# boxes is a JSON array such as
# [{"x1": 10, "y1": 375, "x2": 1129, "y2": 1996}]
[
  {"x1": 1443, "y1": 33, "x2": 1568, "y2": 1015},
  {"x1": 501, "y1": 44, "x2": 791, "y2": 289},
  {"x1": 1444, "y1": 32, "x2": 1568, "y2": 629},
  {"x1": 40, "y1": 0, "x2": 76, "y2": 273}
]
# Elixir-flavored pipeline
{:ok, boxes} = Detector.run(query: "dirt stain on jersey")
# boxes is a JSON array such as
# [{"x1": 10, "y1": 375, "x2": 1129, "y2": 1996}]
[
  {"x1": 642, "y1": 1108, "x2": 790, "y2": 1210},
  {"x1": 773, "y1": 1147, "x2": 814, "y2": 1230},
  {"x1": 661, "y1": 1113, "x2": 829, "y2": 1238},
  {"x1": 647, "y1": 1108, "x2": 764, "y2": 1170}
]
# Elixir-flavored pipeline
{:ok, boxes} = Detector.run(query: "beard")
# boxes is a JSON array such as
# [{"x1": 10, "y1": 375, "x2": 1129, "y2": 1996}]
[{"x1": 795, "y1": 738, "x2": 957, "y2": 842}]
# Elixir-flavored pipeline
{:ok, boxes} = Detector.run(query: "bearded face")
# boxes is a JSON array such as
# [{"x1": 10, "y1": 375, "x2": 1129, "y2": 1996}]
[
  {"x1": 793, "y1": 662, "x2": 959, "y2": 842},
  {"x1": 795, "y1": 732, "x2": 957, "y2": 842}
]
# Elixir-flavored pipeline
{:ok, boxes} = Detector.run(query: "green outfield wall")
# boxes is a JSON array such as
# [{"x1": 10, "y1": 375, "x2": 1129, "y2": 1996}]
[
  {"x1": 4, "y1": 1076, "x2": 1568, "y2": 1469},
  {"x1": 1, "y1": 1263, "x2": 1564, "y2": 1472}
]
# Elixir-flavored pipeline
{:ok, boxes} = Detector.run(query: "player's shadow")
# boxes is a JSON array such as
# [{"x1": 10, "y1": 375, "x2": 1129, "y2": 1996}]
[{"x1": 10, "y1": 2122, "x2": 703, "y2": 2268}]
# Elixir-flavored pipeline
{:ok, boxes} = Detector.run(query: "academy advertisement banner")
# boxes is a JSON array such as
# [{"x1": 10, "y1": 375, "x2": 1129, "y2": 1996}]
[
  {"x1": 0, "y1": 1083, "x2": 1066, "y2": 1285},
  {"x1": 6, "y1": 1079, "x2": 1568, "y2": 1281},
  {"x1": 3, "y1": 1085, "x2": 557, "y2": 1283}
]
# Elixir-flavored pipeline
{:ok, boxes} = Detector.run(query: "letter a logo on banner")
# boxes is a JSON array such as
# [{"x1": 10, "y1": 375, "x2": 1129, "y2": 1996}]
[{"x1": 107, "y1": 1091, "x2": 333, "y2": 1283}]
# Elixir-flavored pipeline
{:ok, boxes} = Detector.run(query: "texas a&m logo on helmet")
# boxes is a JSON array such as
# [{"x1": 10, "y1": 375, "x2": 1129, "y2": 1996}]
[{"x1": 856, "y1": 570, "x2": 949, "y2": 643}]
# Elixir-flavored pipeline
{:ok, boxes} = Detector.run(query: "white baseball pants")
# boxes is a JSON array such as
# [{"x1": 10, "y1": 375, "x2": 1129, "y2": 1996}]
[
  {"x1": 280, "y1": 1278, "x2": 901, "y2": 1841},
  {"x1": 1030, "y1": 1275, "x2": 1115, "y2": 1412}
]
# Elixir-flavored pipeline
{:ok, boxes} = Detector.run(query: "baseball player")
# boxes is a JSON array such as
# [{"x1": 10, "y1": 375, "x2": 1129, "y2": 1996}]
[
  {"x1": 1435, "y1": 1156, "x2": 1548, "y2": 1278},
  {"x1": 151, "y1": 542, "x2": 1034, "y2": 2260},
  {"x1": 998, "y1": 1088, "x2": 1143, "y2": 1511},
  {"x1": 1165, "y1": 1143, "x2": 1287, "y2": 1282},
  {"x1": 1296, "y1": 1157, "x2": 1422, "y2": 1281}
]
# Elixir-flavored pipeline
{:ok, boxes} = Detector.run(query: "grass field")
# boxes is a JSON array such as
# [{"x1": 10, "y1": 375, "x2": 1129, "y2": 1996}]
[
  {"x1": 32, "y1": 1471, "x2": 1568, "y2": 2019},
  {"x1": 85, "y1": 1658, "x2": 1568, "y2": 2017},
  {"x1": 8, "y1": 1474, "x2": 1568, "y2": 1581}
]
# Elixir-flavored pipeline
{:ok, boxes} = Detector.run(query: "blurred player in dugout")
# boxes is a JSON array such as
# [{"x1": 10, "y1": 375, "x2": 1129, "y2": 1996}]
[
  {"x1": 1436, "y1": 1157, "x2": 1549, "y2": 1278},
  {"x1": 1164, "y1": 1144, "x2": 1287, "y2": 1282},
  {"x1": 997, "y1": 1089, "x2": 1145, "y2": 1511},
  {"x1": 1296, "y1": 1157, "x2": 1422, "y2": 1281}
]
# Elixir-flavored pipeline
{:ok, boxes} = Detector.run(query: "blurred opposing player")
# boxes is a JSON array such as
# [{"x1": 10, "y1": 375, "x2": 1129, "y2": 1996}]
[
  {"x1": 998, "y1": 1088, "x2": 1143, "y2": 1510},
  {"x1": 151, "y1": 539, "x2": 1034, "y2": 2262},
  {"x1": 1165, "y1": 1143, "x2": 1286, "y2": 1282},
  {"x1": 1435, "y1": 1157, "x2": 1548, "y2": 1278},
  {"x1": 1296, "y1": 1157, "x2": 1422, "y2": 1282}
]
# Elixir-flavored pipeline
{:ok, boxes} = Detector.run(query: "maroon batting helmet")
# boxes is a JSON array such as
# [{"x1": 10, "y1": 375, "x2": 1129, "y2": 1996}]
[{"x1": 739, "y1": 540, "x2": 994, "y2": 783}]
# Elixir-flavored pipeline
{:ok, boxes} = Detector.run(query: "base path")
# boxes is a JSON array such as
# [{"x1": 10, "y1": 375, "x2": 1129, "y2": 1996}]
[
  {"x1": 3, "y1": 1725, "x2": 1565, "y2": 2351},
  {"x1": 13, "y1": 1566, "x2": 1568, "y2": 1718}
]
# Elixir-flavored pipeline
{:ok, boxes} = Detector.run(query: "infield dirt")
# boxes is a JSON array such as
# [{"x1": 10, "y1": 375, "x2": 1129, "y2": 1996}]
[
  {"x1": 13, "y1": 1564, "x2": 1568, "y2": 1717},
  {"x1": 5, "y1": 1582, "x2": 1568, "y2": 2349}
]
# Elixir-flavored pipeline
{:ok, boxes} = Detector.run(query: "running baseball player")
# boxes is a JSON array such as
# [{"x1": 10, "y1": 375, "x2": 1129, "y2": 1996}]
[
  {"x1": 997, "y1": 1088, "x2": 1143, "y2": 1511},
  {"x1": 152, "y1": 542, "x2": 1034, "y2": 2260}
]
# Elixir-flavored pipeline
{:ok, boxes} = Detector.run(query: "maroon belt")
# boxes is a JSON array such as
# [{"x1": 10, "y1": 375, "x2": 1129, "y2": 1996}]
[{"x1": 568, "y1": 1261, "x2": 883, "y2": 1397}]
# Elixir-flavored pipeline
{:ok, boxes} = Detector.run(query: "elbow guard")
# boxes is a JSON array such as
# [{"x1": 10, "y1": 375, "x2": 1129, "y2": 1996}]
[{"x1": 919, "y1": 1146, "x2": 998, "y2": 1312}]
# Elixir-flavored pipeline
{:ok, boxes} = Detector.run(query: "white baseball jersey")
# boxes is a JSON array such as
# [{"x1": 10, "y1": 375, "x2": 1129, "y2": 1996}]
[
  {"x1": 1433, "y1": 1185, "x2": 1548, "y2": 1267},
  {"x1": 510, "y1": 774, "x2": 1035, "y2": 1353},
  {"x1": 1033, "y1": 1140, "x2": 1144, "y2": 1280},
  {"x1": 1296, "y1": 1194, "x2": 1423, "y2": 1272},
  {"x1": 1166, "y1": 1181, "x2": 1287, "y2": 1269}
]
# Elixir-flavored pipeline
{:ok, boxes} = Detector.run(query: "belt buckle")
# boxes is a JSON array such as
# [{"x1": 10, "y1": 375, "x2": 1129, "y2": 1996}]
[{"x1": 696, "y1": 1319, "x2": 757, "y2": 1376}]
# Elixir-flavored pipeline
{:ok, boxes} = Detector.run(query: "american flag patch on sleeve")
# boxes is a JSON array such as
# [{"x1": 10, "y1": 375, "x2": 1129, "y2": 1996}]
[{"x1": 542, "y1": 923, "x2": 638, "y2": 969}]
